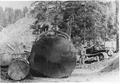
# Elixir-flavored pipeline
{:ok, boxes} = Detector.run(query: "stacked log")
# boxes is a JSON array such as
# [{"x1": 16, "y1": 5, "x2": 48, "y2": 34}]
[{"x1": 29, "y1": 30, "x2": 77, "y2": 78}]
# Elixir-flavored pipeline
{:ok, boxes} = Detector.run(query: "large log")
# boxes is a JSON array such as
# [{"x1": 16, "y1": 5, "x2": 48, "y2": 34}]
[
  {"x1": 29, "y1": 30, "x2": 77, "y2": 78},
  {"x1": 8, "y1": 58, "x2": 30, "y2": 80}
]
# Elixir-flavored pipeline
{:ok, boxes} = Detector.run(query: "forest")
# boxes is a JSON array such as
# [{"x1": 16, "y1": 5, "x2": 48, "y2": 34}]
[{"x1": 0, "y1": 6, "x2": 28, "y2": 27}]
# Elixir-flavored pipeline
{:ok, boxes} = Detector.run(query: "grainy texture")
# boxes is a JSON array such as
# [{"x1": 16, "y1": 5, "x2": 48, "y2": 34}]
[
  {"x1": 0, "y1": 54, "x2": 13, "y2": 66},
  {"x1": 8, "y1": 58, "x2": 30, "y2": 80},
  {"x1": 29, "y1": 31, "x2": 77, "y2": 78}
]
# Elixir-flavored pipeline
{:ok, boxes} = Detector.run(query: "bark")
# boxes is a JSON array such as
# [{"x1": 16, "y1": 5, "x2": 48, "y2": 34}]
[
  {"x1": 29, "y1": 30, "x2": 77, "y2": 78},
  {"x1": 116, "y1": 33, "x2": 119, "y2": 52}
]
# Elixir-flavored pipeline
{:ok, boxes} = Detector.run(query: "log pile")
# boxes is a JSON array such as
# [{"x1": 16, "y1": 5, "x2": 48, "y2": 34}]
[{"x1": 0, "y1": 30, "x2": 77, "y2": 80}]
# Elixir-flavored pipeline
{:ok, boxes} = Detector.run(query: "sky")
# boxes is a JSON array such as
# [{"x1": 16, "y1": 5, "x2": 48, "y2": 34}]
[
  {"x1": 0, "y1": 1, "x2": 33, "y2": 9},
  {"x1": 0, "y1": 0, "x2": 116, "y2": 10}
]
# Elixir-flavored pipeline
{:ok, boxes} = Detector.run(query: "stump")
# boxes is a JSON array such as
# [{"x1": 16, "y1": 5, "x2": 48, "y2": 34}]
[
  {"x1": 8, "y1": 58, "x2": 30, "y2": 80},
  {"x1": 29, "y1": 30, "x2": 77, "y2": 78}
]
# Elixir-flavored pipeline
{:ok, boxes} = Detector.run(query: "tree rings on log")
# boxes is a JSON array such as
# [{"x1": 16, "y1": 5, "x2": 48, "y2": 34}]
[
  {"x1": 8, "y1": 58, "x2": 30, "y2": 80},
  {"x1": 29, "y1": 30, "x2": 77, "y2": 78}
]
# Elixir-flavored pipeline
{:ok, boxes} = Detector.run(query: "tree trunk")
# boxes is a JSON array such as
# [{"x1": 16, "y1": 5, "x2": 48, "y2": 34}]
[
  {"x1": 66, "y1": 22, "x2": 71, "y2": 38},
  {"x1": 83, "y1": 23, "x2": 86, "y2": 45},
  {"x1": 83, "y1": 29, "x2": 85, "y2": 45},
  {"x1": 115, "y1": 0, "x2": 119, "y2": 53},
  {"x1": 116, "y1": 33, "x2": 119, "y2": 52},
  {"x1": 8, "y1": 58, "x2": 30, "y2": 80}
]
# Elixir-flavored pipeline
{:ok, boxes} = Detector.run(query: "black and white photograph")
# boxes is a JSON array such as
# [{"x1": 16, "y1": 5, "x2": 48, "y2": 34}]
[{"x1": 0, "y1": 0, "x2": 119, "y2": 82}]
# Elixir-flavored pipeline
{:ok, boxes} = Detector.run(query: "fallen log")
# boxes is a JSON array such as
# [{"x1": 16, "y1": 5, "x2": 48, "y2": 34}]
[
  {"x1": 29, "y1": 30, "x2": 77, "y2": 78},
  {"x1": 8, "y1": 58, "x2": 30, "y2": 80}
]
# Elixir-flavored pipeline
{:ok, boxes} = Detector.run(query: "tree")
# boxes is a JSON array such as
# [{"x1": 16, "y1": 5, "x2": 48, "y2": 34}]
[
  {"x1": 14, "y1": 9, "x2": 23, "y2": 22},
  {"x1": 23, "y1": 7, "x2": 28, "y2": 17},
  {"x1": 0, "y1": 6, "x2": 4, "y2": 26},
  {"x1": 115, "y1": 0, "x2": 119, "y2": 52},
  {"x1": 30, "y1": 1, "x2": 64, "y2": 34},
  {"x1": 0, "y1": 7, "x2": 27, "y2": 27},
  {"x1": 30, "y1": 1, "x2": 118, "y2": 46},
  {"x1": 5, "y1": 8, "x2": 15, "y2": 24}
]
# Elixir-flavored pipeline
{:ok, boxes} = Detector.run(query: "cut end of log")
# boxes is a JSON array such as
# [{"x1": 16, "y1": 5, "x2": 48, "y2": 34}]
[
  {"x1": 29, "y1": 30, "x2": 77, "y2": 78},
  {"x1": 8, "y1": 58, "x2": 30, "y2": 81}
]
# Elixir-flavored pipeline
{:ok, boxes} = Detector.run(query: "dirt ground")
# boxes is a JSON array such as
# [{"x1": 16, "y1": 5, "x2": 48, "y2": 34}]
[{"x1": 0, "y1": 53, "x2": 119, "y2": 82}]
